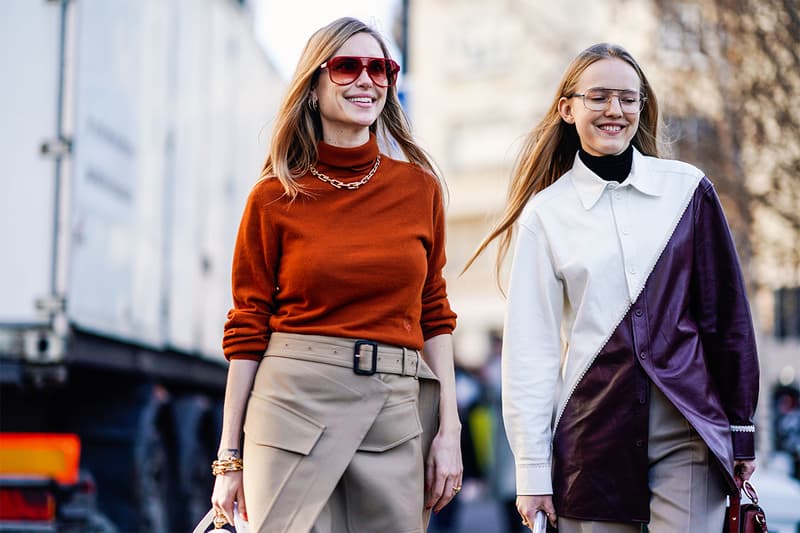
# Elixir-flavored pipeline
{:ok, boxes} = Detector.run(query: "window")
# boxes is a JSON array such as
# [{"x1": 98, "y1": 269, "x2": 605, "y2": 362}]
[{"x1": 775, "y1": 287, "x2": 800, "y2": 339}]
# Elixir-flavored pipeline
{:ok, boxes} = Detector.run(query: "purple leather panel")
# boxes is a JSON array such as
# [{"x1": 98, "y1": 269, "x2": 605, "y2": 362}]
[
  {"x1": 553, "y1": 178, "x2": 759, "y2": 522},
  {"x1": 552, "y1": 312, "x2": 651, "y2": 522}
]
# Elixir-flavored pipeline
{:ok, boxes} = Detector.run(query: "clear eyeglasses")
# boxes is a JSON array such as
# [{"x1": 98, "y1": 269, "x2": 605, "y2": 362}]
[{"x1": 570, "y1": 87, "x2": 646, "y2": 113}]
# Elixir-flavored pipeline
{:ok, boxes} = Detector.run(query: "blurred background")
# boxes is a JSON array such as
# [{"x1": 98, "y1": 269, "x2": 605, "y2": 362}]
[{"x1": 0, "y1": 0, "x2": 798, "y2": 531}]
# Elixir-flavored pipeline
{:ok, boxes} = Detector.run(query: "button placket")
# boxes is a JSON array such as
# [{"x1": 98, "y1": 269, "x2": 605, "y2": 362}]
[
  {"x1": 612, "y1": 186, "x2": 638, "y2": 298},
  {"x1": 631, "y1": 299, "x2": 651, "y2": 364}
]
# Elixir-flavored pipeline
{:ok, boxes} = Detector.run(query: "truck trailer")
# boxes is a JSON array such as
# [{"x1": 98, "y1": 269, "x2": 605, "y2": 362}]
[{"x1": 0, "y1": 1, "x2": 282, "y2": 530}]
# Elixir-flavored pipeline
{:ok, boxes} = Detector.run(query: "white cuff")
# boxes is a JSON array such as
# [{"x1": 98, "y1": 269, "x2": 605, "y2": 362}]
[{"x1": 515, "y1": 462, "x2": 553, "y2": 495}]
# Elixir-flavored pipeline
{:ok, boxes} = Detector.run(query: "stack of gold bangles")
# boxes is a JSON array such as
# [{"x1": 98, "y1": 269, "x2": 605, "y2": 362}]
[{"x1": 212, "y1": 456, "x2": 243, "y2": 476}]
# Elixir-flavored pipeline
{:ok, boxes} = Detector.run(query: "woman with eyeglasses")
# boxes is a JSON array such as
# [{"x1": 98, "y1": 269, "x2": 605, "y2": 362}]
[
  {"x1": 209, "y1": 17, "x2": 462, "y2": 532},
  {"x1": 465, "y1": 43, "x2": 759, "y2": 532}
]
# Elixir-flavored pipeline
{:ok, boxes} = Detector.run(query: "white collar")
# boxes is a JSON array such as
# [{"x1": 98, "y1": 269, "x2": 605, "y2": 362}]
[{"x1": 569, "y1": 147, "x2": 664, "y2": 210}]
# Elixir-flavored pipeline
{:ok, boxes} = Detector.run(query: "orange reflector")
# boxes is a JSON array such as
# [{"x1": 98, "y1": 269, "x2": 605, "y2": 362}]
[
  {"x1": 0, "y1": 433, "x2": 80, "y2": 484},
  {"x1": 0, "y1": 487, "x2": 56, "y2": 521}
]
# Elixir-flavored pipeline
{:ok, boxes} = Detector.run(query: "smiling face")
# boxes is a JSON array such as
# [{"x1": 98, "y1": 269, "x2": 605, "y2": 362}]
[
  {"x1": 558, "y1": 58, "x2": 642, "y2": 156},
  {"x1": 312, "y1": 32, "x2": 388, "y2": 147}
]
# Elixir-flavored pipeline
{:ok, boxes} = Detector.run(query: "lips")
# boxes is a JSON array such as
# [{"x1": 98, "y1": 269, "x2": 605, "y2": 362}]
[
  {"x1": 346, "y1": 96, "x2": 375, "y2": 105},
  {"x1": 597, "y1": 123, "x2": 625, "y2": 133}
]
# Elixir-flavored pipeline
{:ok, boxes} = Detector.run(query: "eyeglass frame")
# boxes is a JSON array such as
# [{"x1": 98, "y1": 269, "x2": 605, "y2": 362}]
[
  {"x1": 319, "y1": 56, "x2": 401, "y2": 88},
  {"x1": 568, "y1": 87, "x2": 647, "y2": 113}
]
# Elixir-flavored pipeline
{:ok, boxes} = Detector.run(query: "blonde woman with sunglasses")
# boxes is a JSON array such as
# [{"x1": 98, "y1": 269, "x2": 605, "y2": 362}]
[
  {"x1": 210, "y1": 17, "x2": 462, "y2": 533},
  {"x1": 466, "y1": 43, "x2": 759, "y2": 532}
]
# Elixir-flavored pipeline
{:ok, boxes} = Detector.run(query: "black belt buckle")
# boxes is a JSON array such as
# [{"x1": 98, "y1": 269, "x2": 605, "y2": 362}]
[{"x1": 353, "y1": 340, "x2": 378, "y2": 376}]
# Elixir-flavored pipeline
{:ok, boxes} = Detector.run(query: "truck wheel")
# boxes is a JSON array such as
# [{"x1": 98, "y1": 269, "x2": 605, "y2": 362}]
[
  {"x1": 169, "y1": 394, "x2": 218, "y2": 530},
  {"x1": 137, "y1": 425, "x2": 170, "y2": 532},
  {"x1": 187, "y1": 435, "x2": 215, "y2": 525}
]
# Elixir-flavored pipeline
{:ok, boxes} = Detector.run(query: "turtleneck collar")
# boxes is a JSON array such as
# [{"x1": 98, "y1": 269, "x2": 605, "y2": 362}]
[
  {"x1": 578, "y1": 144, "x2": 633, "y2": 183},
  {"x1": 315, "y1": 133, "x2": 380, "y2": 176}
]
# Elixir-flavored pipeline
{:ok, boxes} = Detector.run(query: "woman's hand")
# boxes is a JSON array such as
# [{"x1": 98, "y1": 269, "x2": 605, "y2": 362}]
[
  {"x1": 424, "y1": 427, "x2": 463, "y2": 513},
  {"x1": 210, "y1": 470, "x2": 247, "y2": 525},
  {"x1": 212, "y1": 360, "x2": 258, "y2": 525},
  {"x1": 421, "y1": 334, "x2": 463, "y2": 513},
  {"x1": 518, "y1": 494, "x2": 557, "y2": 529},
  {"x1": 734, "y1": 459, "x2": 757, "y2": 487}
]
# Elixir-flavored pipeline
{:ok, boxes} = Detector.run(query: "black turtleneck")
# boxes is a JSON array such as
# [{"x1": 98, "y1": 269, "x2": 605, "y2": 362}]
[{"x1": 579, "y1": 145, "x2": 633, "y2": 183}]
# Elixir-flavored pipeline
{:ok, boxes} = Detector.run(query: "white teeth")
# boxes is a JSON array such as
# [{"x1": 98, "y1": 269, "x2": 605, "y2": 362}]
[
  {"x1": 599, "y1": 125, "x2": 623, "y2": 132},
  {"x1": 348, "y1": 97, "x2": 372, "y2": 103}
]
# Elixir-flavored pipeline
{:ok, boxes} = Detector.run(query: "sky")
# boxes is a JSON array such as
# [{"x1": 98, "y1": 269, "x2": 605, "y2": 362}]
[{"x1": 252, "y1": 0, "x2": 401, "y2": 79}]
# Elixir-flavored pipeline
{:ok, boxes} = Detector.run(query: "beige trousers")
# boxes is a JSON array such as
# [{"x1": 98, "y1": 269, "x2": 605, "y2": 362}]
[
  {"x1": 242, "y1": 334, "x2": 440, "y2": 533},
  {"x1": 558, "y1": 384, "x2": 728, "y2": 533}
]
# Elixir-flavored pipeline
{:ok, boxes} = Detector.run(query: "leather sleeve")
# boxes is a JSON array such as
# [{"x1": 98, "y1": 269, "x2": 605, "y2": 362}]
[{"x1": 691, "y1": 178, "x2": 759, "y2": 459}]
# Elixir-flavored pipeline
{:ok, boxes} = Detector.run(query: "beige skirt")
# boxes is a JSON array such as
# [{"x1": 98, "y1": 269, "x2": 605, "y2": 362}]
[{"x1": 242, "y1": 333, "x2": 441, "y2": 533}]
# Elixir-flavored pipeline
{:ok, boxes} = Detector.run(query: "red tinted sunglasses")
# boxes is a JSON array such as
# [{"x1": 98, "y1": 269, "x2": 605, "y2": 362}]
[{"x1": 320, "y1": 56, "x2": 400, "y2": 88}]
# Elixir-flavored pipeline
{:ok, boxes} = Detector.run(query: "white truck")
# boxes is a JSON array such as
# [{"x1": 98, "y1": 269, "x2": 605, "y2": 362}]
[{"x1": 0, "y1": 1, "x2": 282, "y2": 530}]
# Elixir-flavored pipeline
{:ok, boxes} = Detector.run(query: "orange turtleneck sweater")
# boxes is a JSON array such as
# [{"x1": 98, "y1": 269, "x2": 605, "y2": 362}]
[{"x1": 222, "y1": 135, "x2": 457, "y2": 361}]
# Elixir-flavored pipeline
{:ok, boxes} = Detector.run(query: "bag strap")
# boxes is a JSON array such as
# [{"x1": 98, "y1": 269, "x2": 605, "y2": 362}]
[
  {"x1": 728, "y1": 479, "x2": 763, "y2": 533},
  {"x1": 727, "y1": 489, "x2": 741, "y2": 533}
]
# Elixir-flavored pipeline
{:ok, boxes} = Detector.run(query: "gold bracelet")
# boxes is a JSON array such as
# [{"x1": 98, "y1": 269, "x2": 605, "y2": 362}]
[{"x1": 211, "y1": 457, "x2": 243, "y2": 476}]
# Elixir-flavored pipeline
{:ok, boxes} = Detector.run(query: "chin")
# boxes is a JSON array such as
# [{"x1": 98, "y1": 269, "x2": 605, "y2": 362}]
[
  {"x1": 350, "y1": 116, "x2": 379, "y2": 128},
  {"x1": 594, "y1": 142, "x2": 628, "y2": 156}
]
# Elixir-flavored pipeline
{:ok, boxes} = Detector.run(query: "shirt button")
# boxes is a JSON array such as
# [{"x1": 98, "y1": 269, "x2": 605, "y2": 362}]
[
  {"x1": 639, "y1": 351, "x2": 648, "y2": 359},
  {"x1": 635, "y1": 440, "x2": 644, "y2": 447},
  {"x1": 614, "y1": 192, "x2": 622, "y2": 200},
  {"x1": 622, "y1": 227, "x2": 629, "y2": 235},
  {"x1": 635, "y1": 309, "x2": 643, "y2": 317},
  {"x1": 629, "y1": 267, "x2": 637, "y2": 275}
]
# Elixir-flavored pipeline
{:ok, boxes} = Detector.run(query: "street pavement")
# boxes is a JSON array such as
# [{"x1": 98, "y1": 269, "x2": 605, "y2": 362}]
[
  {"x1": 458, "y1": 497, "x2": 509, "y2": 533},
  {"x1": 429, "y1": 484, "x2": 524, "y2": 533}
]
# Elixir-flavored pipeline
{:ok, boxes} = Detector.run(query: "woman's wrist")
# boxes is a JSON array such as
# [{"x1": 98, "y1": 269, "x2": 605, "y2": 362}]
[
  {"x1": 217, "y1": 447, "x2": 241, "y2": 460},
  {"x1": 437, "y1": 416, "x2": 462, "y2": 436}
]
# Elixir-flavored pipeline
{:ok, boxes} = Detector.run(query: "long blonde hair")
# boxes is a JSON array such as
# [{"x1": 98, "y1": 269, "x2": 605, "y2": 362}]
[
  {"x1": 262, "y1": 17, "x2": 441, "y2": 198},
  {"x1": 463, "y1": 43, "x2": 661, "y2": 281}
]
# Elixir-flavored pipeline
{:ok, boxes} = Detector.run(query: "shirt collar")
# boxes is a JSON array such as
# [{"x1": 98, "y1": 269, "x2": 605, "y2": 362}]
[{"x1": 569, "y1": 147, "x2": 664, "y2": 210}]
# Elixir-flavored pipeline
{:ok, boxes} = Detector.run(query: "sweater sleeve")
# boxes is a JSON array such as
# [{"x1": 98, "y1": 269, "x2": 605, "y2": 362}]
[
  {"x1": 691, "y1": 178, "x2": 759, "y2": 459},
  {"x1": 420, "y1": 184, "x2": 457, "y2": 339},
  {"x1": 503, "y1": 221, "x2": 564, "y2": 495},
  {"x1": 222, "y1": 183, "x2": 279, "y2": 361}
]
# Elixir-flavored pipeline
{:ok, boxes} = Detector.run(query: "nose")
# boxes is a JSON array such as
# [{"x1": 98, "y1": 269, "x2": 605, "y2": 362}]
[
  {"x1": 354, "y1": 66, "x2": 373, "y2": 87},
  {"x1": 605, "y1": 95, "x2": 624, "y2": 115}
]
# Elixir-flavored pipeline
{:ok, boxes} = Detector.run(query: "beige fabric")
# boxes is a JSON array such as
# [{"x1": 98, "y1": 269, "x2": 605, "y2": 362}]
[
  {"x1": 557, "y1": 519, "x2": 640, "y2": 533},
  {"x1": 242, "y1": 334, "x2": 440, "y2": 533},
  {"x1": 558, "y1": 384, "x2": 727, "y2": 533}
]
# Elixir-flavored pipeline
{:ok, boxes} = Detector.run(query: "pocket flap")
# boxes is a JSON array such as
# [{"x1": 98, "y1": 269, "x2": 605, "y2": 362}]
[
  {"x1": 358, "y1": 398, "x2": 422, "y2": 452},
  {"x1": 244, "y1": 394, "x2": 324, "y2": 455}
]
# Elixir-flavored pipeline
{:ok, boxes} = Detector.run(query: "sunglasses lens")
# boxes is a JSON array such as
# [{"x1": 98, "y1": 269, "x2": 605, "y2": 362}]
[
  {"x1": 381, "y1": 60, "x2": 399, "y2": 86},
  {"x1": 366, "y1": 59, "x2": 389, "y2": 86},
  {"x1": 329, "y1": 57, "x2": 362, "y2": 84}
]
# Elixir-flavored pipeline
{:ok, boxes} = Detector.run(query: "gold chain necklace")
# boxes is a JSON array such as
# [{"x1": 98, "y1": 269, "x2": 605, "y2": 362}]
[{"x1": 309, "y1": 155, "x2": 381, "y2": 190}]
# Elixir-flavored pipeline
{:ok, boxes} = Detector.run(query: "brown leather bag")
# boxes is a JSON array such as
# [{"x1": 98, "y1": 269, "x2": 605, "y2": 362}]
[{"x1": 725, "y1": 480, "x2": 768, "y2": 533}]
